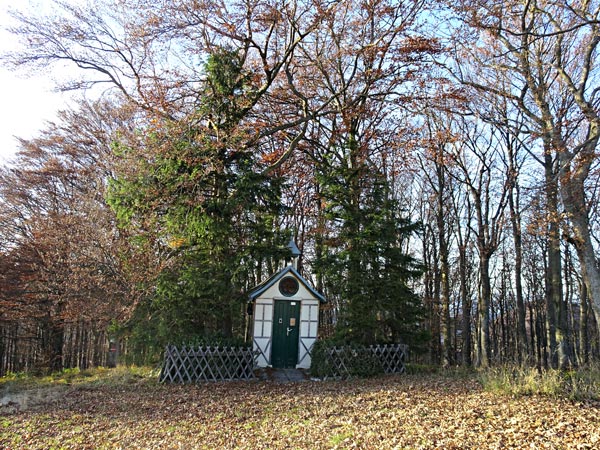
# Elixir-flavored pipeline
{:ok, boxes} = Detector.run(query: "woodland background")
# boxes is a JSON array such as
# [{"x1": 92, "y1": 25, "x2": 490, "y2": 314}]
[{"x1": 1, "y1": 0, "x2": 600, "y2": 375}]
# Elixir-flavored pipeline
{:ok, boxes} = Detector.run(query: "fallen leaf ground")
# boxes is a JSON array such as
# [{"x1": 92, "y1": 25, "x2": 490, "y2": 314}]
[{"x1": 1, "y1": 373, "x2": 599, "y2": 449}]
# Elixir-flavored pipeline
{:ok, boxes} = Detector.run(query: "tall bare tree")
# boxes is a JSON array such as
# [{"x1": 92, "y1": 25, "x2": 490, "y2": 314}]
[
  {"x1": 449, "y1": 118, "x2": 508, "y2": 367},
  {"x1": 446, "y1": 0, "x2": 600, "y2": 367}
]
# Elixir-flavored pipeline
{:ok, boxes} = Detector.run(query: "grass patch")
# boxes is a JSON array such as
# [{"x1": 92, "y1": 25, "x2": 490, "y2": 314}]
[
  {"x1": 478, "y1": 364, "x2": 600, "y2": 401},
  {"x1": 329, "y1": 431, "x2": 354, "y2": 446},
  {"x1": 1, "y1": 365, "x2": 158, "y2": 392}
]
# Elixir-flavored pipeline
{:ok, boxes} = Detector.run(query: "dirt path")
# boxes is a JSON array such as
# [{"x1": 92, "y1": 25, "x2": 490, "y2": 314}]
[{"x1": 1, "y1": 384, "x2": 69, "y2": 414}]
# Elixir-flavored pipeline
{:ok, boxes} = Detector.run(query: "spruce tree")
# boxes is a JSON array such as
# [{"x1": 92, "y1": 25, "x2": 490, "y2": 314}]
[
  {"x1": 108, "y1": 48, "x2": 286, "y2": 348},
  {"x1": 316, "y1": 139, "x2": 427, "y2": 348}
]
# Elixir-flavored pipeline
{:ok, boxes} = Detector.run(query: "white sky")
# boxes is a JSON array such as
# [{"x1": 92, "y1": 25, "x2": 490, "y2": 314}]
[{"x1": 0, "y1": 0, "x2": 73, "y2": 164}]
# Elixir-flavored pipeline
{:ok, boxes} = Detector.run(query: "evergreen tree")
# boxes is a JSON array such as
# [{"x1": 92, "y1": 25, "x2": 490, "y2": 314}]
[
  {"x1": 315, "y1": 138, "x2": 428, "y2": 348},
  {"x1": 108, "y1": 48, "x2": 287, "y2": 348}
]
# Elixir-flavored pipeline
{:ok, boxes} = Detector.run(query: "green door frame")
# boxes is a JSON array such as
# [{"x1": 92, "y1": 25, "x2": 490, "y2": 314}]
[{"x1": 271, "y1": 300, "x2": 301, "y2": 368}]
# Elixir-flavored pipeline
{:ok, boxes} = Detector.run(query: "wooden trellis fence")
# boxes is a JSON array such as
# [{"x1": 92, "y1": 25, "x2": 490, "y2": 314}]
[
  {"x1": 159, "y1": 345, "x2": 258, "y2": 383},
  {"x1": 322, "y1": 343, "x2": 408, "y2": 379}
]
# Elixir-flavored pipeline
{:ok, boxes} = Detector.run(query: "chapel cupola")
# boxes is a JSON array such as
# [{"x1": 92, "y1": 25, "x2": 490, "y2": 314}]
[{"x1": 287, "y1": 239, "x2": 301, "y2": 269}]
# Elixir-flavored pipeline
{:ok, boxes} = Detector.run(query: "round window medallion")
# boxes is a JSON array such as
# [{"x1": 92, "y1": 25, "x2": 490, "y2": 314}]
[{"x1": 279, "y1": 276, "x2": 299, "y2": 297}]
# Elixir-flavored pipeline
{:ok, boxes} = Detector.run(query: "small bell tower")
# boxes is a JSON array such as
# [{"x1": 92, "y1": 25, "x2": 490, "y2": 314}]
[{"x1": 287, "y1": 239, "x2": 301, "y2": 269}]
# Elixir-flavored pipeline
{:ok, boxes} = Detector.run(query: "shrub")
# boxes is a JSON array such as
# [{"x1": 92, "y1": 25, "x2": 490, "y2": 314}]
[
  {"x1": 346, "y1": 347, "x2": 384, "y2": 378},
  {"x1": 309, "y1": 339, "x2": 335, "y2": 379},
  {"x1": 404, "y1": 363, "x2": 439, "y2": 375},
  {"x1": 310, "y1": 339, "x2": 386, "y2": 379}
]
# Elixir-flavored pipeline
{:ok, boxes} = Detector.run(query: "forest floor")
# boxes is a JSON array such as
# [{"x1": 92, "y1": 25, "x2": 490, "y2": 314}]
[{"x1": 1, "y1": 368, "x2": 599, "y2": 449}]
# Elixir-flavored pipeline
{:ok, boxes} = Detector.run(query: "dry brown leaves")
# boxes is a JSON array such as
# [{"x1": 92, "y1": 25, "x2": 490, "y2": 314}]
[{"x1": 1, "y1": 373, "x2": 598, "y2": 449}]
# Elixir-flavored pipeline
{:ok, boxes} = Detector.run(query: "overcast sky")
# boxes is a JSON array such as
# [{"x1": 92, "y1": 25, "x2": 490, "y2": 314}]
[{"x1": 0, "y1": 0, "x2": 72, "y2": 164}]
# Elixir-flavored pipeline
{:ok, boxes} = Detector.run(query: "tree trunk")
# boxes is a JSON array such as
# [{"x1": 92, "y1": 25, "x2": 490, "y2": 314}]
[
  {"x1": 545, "y1": 231, "x2": 559, "y2": 369},
  {"x1": 508, "y1": 164, "x2": 527, "y2": 364},
  {"x1": 46, "y1": 320, "x2": 64, "y2": 373},
  {"x1": 559, "y1": 137, "x2": 600, "y2": 352},
  {"x1": 437, "y1": 198, "x2": 453, "y2": 366},
  {"x1": 460, "y1": 245, "x2": 472, "y2": 366},
  {"x1": 430, "y1": 238, "x2": 442, "y2": 364},
  {"x1": 544, "y1": 150, "x2": 574, "y2": 368},
  {"x1": 477, "y1": 253, "x2": 491, "y2": 367},
  {"x1": 579, "y1": 280, "x2": 590, "y2": 365}
]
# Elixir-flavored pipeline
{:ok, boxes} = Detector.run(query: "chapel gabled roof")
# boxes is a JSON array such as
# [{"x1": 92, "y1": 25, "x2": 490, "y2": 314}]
[{"x1": 248, "y1": 265, "x2": 326, "y2": 303}]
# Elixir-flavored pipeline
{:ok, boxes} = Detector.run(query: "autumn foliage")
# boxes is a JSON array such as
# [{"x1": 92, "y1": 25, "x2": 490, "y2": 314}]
[
  {"x1": 1, "y1": 371, "x2": 599, "y2": 448},
  {"x1": 1, "y1": 0, "x2": 599, "y2": 375}
]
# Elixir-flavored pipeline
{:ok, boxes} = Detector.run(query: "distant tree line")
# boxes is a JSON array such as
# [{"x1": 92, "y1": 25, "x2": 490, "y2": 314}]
[{"x1": 0, "y1": 0, "x2": 598, "y2": 374}]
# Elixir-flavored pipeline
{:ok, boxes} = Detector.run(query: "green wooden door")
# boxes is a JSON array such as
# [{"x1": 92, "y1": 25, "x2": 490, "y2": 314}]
[{"x1": 271, "y1": 300, "x2": 300, "y2": 368}]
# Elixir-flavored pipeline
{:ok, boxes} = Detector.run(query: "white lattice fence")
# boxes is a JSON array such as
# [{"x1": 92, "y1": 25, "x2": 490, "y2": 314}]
[
  {"x1": 159, "y1": 345, "x2": 258, "y2": 383},
  {"x1": 324, "y1": 343, "x2": 408, "y2": 379}
]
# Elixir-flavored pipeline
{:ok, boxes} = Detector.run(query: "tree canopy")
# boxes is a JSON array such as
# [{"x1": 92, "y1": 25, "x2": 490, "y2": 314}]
[{"x1": 1, "y1": 0, "x2": 599, "y2": 372}]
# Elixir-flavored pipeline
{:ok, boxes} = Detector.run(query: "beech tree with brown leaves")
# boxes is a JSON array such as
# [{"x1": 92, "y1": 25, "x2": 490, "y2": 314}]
[{"x1": 0, "y1": 100, "x2": 144, "y2": 373}]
